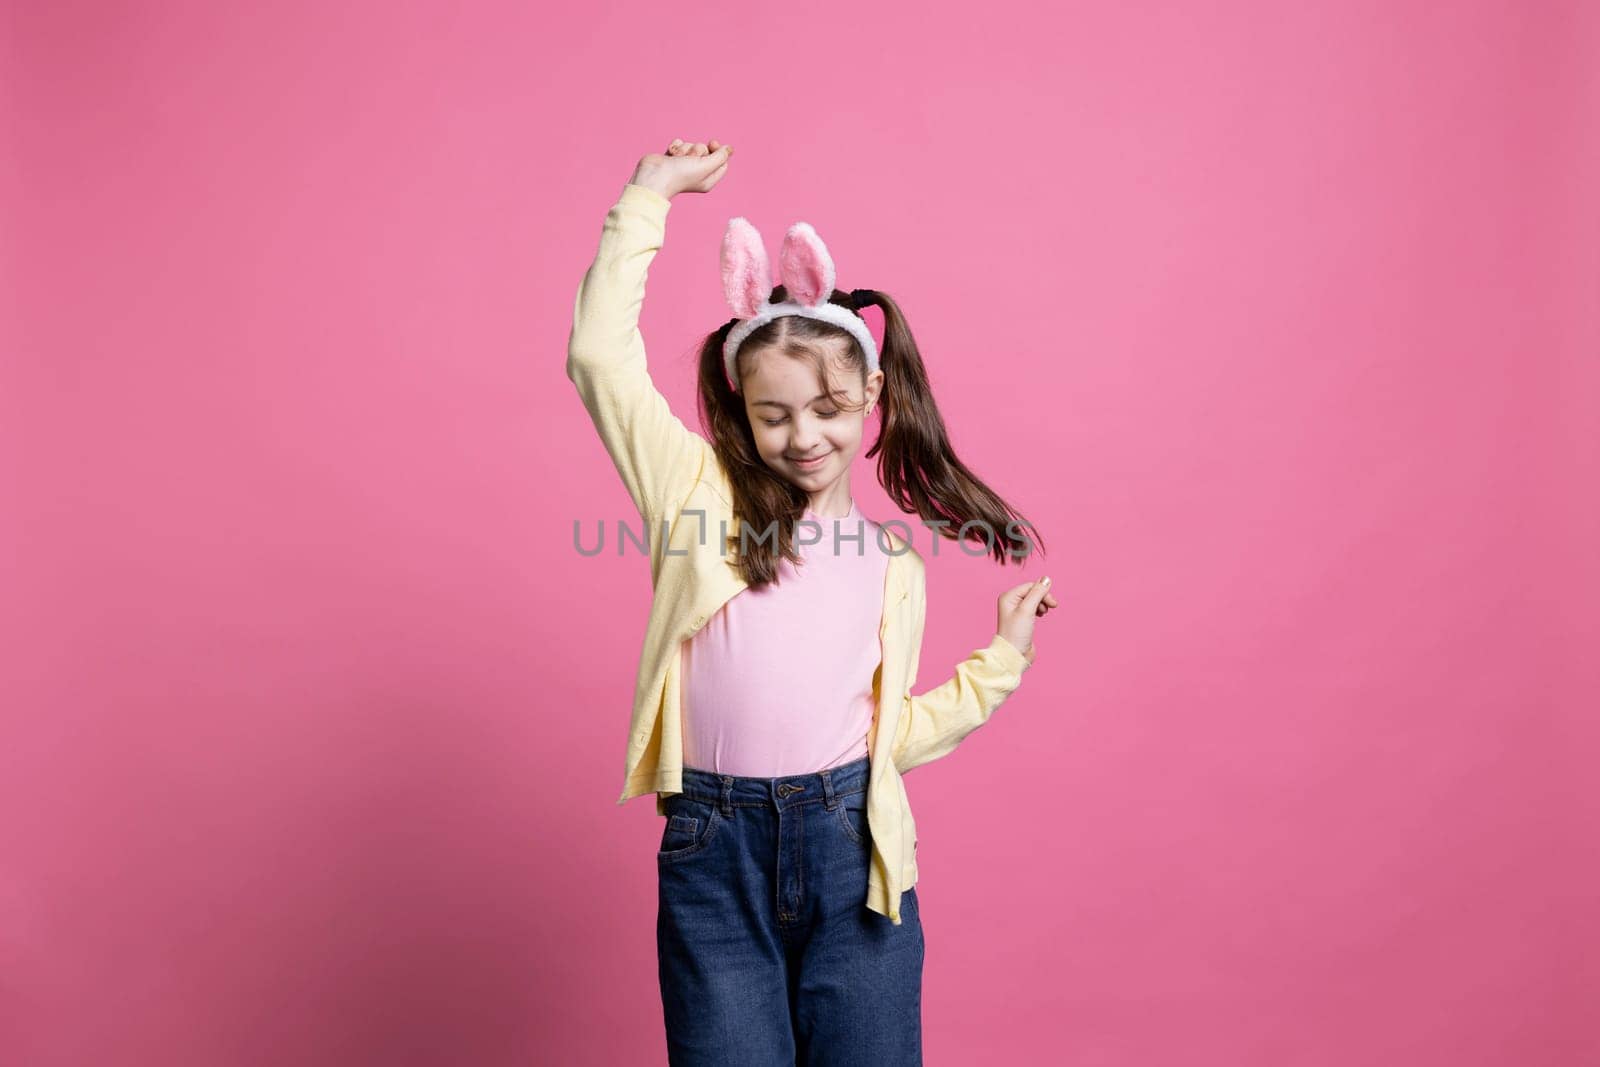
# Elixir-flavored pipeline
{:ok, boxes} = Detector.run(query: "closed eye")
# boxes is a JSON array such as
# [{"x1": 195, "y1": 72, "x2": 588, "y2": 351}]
[{"x1": 761, "y1": 411, "x2": 840, "y2": 427}]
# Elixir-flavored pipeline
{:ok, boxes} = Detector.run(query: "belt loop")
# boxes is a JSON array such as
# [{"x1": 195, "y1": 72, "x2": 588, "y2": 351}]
[
  {"x1": 719, "y1": 775, "x2": 734, "y2": 817},
  {"x1": 820, "y1": 766, "x2": 838, "y2": 811}
]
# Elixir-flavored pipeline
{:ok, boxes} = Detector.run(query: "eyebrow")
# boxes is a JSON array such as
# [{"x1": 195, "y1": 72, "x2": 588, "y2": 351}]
[{"x1": 750, "y1": 394, "x2": 833, "y2": 410}]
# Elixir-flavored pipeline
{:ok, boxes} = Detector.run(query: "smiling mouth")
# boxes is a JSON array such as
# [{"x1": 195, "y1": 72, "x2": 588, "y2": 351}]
[{"x1": 791, "y1": 453, "x2": 830, "y2": 466}]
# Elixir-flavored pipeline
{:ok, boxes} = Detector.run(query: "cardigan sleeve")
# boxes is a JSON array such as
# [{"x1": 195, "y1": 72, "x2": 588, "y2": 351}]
[
  {"x1": 891, "y1": 565, "x2": 1034, "y2": 774},
  {"x1": 566, "y1": 182, "x2": 711, "y2": 523}
]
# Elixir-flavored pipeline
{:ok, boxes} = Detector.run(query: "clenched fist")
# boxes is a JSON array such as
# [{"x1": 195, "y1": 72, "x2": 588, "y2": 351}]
[
  {"x1": 628, "y1": 137, "x2": 735, "y2": 200},
  {"x1": 996, "y1": 576, "x2": 1057, "y2": 666}
]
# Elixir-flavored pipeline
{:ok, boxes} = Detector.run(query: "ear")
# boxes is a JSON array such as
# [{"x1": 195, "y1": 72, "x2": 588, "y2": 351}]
[
  {"x1": 864, "y1": 369, "x2": 885, "y2": 410},
  {"x1": 721, "y1": 217, "x2": 772, "y2": 319},
  {"x1": 778, "y1": 221, "x2": 836, "y2": 307}
]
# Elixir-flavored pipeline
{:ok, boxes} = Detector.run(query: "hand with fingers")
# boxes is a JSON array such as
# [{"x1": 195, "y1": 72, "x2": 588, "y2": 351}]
[
  {"x1": 995, "y1": 576, "x2": 1058, "y2": 666},
  {"x1": 629, "y1": 137, "x2": 735, "y2": 200}
]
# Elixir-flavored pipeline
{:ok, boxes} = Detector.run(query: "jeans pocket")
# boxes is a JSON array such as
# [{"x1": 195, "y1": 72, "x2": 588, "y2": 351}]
[
  {"x1": 833, "y1": 794, "x2": 869, "y2": 847},
  {"x1": 658, "y1": 795, "x2": 723, "y2": 862}
]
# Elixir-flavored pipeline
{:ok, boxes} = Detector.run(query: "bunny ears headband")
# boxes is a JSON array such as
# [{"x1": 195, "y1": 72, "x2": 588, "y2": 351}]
[{"x1": 720, "y1": 217, "x2": 879, "y2": 393}]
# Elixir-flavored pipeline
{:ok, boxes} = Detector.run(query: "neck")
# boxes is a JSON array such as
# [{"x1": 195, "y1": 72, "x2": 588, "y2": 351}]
[{"x1": 806, "y1": 484, "x2": 854, "y2": 519}]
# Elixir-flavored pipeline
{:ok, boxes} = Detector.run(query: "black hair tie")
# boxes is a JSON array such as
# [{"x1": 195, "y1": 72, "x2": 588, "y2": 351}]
[{"x1": 850, "y1": 288, "x2": 875, "y2": 310}]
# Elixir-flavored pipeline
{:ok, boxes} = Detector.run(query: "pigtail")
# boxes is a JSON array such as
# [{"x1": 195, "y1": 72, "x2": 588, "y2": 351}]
[
  {"x1": 695, "y1": 302, "x2": 810, "y2": 588},
  {"x1": 858, "y1": 289, "x2": 1045, "y2": 565}
]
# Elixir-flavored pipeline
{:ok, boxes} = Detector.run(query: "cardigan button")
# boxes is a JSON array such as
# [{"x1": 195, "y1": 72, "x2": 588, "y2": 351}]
[{"x1": 690, "y1": 614, "x2": 706, "y2": 630}]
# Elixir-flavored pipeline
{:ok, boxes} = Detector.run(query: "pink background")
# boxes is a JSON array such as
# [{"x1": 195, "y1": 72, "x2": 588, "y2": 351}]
[{"x1": 3, "y1": 2, "x2": 1596, "y2": 1064}]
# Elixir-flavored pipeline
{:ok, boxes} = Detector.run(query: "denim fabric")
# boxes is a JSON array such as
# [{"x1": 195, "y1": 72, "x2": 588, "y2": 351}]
[{"x1": 656, "y1": 754, "x2": 925, "y2": 1065}]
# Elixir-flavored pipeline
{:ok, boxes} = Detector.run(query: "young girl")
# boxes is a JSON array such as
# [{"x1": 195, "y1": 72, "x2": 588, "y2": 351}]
[{"x1": 567, "y1": 137, "x2": 1058, "y2": 1066}]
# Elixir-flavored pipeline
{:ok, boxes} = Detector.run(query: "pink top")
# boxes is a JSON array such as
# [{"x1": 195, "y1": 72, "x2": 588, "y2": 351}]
[{"x1": 679, "y1": 499, "x2": 891, "y2": 777}]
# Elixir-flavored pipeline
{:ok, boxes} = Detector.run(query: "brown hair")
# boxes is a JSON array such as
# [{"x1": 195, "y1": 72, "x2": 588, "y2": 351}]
[{"x1": 695, "y1": 285, "x2": 1046, "y2": 588}]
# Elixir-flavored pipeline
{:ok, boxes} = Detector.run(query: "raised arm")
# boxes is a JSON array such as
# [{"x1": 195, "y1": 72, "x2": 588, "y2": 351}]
[
  {"x1": 565, "y1": 180, "x2": 712, "y2": 523},
  {"x1": 891, "y1": 565, "x2": 1037, "y2": 775}
]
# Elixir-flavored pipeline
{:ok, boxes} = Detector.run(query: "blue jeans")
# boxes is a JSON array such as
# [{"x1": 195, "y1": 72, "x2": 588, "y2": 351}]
[{"x1": 656, "y1": 754, "x2": 925, "y2": 1065}]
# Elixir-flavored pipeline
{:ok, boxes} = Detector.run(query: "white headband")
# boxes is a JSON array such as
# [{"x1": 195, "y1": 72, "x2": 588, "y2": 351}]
[{"x1": 719, "y1": 217, "x2": 879, "y2": 393}]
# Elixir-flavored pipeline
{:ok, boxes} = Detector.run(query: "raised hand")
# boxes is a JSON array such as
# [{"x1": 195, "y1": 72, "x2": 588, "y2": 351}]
[
  {"x1": 995, "y1": 576, "x2": 1057, "y2": 665},
  {"x1": 629, "y1": 138, "x2": 735, "y2": 200}
]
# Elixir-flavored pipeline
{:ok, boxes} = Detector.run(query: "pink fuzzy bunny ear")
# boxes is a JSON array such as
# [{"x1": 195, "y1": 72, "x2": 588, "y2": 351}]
[
  {"x1": 778, "y1": 221, "x2": 836, "y2": 307},
  {"x1": 721, "y1": 217, "x2": 772, "y2": 319}
]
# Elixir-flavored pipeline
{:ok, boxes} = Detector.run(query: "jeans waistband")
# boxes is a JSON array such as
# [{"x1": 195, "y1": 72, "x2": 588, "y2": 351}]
[{"x1": 676, "y1": 754, "x2": 870, "y2": 812}]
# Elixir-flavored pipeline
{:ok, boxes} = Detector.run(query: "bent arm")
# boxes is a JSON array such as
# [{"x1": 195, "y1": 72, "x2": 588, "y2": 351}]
[
  {"x1": 566, "y1": 182, "x2": 710, "y2": 523},
  {"x1": 891, "y1": 578, "x2": 1033, "y2": 774}
]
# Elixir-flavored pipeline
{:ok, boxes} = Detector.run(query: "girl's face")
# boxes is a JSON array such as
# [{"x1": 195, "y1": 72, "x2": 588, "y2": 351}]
[{"x1": 740, "y1": 343, "x2": 884, "y2": 497}]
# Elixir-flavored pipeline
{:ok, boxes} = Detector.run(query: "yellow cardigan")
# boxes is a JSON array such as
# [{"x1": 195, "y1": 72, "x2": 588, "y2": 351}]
[{"x1": 566, "y1": 181, "x2": 1034, "y2": 924}]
